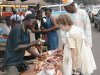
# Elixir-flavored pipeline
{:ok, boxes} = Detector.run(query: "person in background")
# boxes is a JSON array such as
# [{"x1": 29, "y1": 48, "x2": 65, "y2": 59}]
[
  {"x1": 35, "y1": 4, "x2": 41, "y2": 13},
  {"x1": 4, "y1": 14, "x2": 42, "y2": 75},
  {"x1": 5, "y1": 10, "x2": 20, "y2": 30},
  {"x1": 41, "y1": 8, "x2": 58, "y2": 50},
  {"x1": 25, "y1": 7, "x2": 32, "y2": 16},
  {"x1": 10, "y1": 10, "x2": 21, "y2": 24},
  {"x1": 57, "y1": 14, "x2": 96, "y2": 75},
  {"x1": 34, "y1": 10, "x2": 44, "y2": 40},
  {"x1": 26, "y1": 10, "x2": 47, "y2": 53},
  {"x1": 61, "y1": 0, "x2": 92, "y2": 47},
  {"x1": 20, "y1": 12, "x2": 25, "y2": 21},
  {"x1": 30, "y1": 8, "x2": 35, "y2": 15}
]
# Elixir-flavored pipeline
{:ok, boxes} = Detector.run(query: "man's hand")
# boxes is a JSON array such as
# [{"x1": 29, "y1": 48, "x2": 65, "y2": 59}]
[
  {"x1": 31, "y1": 41, "x2": 45, "y2": 46},
  {"x1": 31, "y1": 41, "x2": 40, "y2": 46}
]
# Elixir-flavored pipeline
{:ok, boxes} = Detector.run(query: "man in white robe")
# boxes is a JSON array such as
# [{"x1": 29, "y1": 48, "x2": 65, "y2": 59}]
[{"x1": 61, "y1": 0, "x2": 92, "y2": 47}]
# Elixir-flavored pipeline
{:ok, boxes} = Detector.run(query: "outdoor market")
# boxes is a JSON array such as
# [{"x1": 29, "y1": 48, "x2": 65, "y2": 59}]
[{"x1": 0, "y1": 0, "x2": 99, "y2": 75}]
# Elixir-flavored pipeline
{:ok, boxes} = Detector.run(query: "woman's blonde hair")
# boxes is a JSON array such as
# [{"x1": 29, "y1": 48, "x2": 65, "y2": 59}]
[{"x1": 56, "y1": 14, "x2": 73, "y2": 26}]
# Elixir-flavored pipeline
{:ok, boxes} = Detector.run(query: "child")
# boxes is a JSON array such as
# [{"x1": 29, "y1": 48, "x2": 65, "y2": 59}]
[{"x1": 57, "y1": 14, "x2": 96, "y2": 75}]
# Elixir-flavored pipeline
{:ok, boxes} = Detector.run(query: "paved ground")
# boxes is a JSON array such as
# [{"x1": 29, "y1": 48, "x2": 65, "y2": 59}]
[
  {"x1": 91, "y1": 24, "x2": 100, "y2": 75},
  {"x1": 0, "y1": 24, "x2": 100, "y2": 75}
]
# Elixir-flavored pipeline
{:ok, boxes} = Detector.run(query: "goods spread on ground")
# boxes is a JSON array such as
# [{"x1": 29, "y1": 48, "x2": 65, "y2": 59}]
[{"x1": 21, "y1": 49, "x2": 63, "y2": 75}]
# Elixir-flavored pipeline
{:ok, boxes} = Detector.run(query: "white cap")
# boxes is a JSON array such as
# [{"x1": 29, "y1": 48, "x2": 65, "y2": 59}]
[
  {"x1": 25, "y1": 11, "x2": 32, "y2": 16},
  {"x1": 62, "y1": 0, "x2": 74, "y2": 6}
]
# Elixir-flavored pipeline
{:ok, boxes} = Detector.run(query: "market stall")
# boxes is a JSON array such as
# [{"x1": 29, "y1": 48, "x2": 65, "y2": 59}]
[{"x1": 20, "y1": 49, "x2": 63, "y2": 75}]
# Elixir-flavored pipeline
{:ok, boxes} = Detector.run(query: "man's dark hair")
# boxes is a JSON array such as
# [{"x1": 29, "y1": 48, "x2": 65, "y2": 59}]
[
  {"x1": 36, "y1": 10, "x2": 43, "y2": 19},
  {"x1": 45, "y1": 8, "x2": 52, "y2": 12},
  {"x1": 12, "y1": 10, "x2": 17, "y2": 14},
  {"x1": 36, "y1": 3, "x2": 40, "y2": 8},
  {"x1": 28, "y1": 7, "x2": 30, "y2": 11},
  {"x1": 36, "y1": 10, "x2": 43, "y2": 15}
]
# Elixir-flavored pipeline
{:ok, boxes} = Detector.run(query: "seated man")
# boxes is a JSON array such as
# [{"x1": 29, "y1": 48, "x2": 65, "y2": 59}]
[{"x1": 4, "y1": 14, "x2": 41, "y2": 75}]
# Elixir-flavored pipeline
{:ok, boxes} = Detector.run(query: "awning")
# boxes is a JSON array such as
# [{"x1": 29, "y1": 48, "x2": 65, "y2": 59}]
[{"x1": 7, "y1": 0, "x2": 48, "y2": 5}]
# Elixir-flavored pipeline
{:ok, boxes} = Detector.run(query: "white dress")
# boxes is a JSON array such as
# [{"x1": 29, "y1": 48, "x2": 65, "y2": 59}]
[{"x1": 63, "y1": 25, "x2": 96, "y2": 75}]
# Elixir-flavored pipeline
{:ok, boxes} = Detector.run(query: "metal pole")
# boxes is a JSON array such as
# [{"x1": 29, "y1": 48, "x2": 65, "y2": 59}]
[
  {"x1": 6, "y1": 0, "x2": 8, "y2": 4},
  {"x1": 20, "y1": 2, "x2": 22, "y2": 12},
  {"x1": 14, "y1": 0, "x2": 16, "y2": 9}
]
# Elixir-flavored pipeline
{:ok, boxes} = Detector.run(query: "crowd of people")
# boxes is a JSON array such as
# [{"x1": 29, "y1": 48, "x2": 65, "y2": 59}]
[{"x1": 4, "y1": 0, "x2": 97, "y2": 75}]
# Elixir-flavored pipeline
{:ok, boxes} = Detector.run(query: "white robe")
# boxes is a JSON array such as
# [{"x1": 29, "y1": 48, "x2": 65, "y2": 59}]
[{"x1": 68, "y1": 8, "x2": 92, "y2": 47}]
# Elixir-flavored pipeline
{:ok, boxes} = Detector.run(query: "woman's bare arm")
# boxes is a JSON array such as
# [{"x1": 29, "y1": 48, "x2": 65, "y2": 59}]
[{"x1": 47, "y1": 17, "x2": 60, "y2": 32}]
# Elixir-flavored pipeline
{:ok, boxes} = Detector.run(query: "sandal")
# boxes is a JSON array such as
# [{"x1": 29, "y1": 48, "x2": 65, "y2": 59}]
[{"x1": 72, "y1": 69, "x2": 80, "y2": 75}]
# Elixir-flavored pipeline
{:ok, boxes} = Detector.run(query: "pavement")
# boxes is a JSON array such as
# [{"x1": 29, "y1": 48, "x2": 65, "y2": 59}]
[
  {"x1": 0, "y1": 23, "x2": 100, "y2": 75},
  {"x1": 91, "y1": 24, "x2": 100, "y2": 75}
]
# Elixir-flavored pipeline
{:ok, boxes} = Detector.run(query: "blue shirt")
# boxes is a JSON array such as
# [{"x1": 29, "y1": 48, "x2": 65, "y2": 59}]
[{"x1": 4, "y1": 24, "x2": 30, "y2": 67}]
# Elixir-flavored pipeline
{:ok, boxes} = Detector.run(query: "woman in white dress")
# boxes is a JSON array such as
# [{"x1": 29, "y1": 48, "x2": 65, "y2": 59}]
[{"x1": 56, "y1": 14, "x2": 96, "y2": 75}]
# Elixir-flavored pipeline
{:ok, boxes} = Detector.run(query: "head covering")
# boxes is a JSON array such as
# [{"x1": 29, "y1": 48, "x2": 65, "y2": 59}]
[
  {"x1": 30, "y1": 8, "x2": 35, "y2": 14},
  {"x1": 62, "y1": 0, "x2": 74, "y2": 6},
  {"x1": 25, "y1": 11, "x2": 32, "y2": 16},
  {"x1": 10, "y1": 14, "x2": 21, "y2": 22},
  {"x1": 23, "y1": 14, "x2": 36, "y2": 21},
  {"x1": 22, "y1": 14, "x2": 36, "y2": 32}
]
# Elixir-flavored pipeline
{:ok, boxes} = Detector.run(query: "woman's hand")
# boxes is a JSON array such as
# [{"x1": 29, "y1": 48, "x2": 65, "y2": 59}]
[{"x1": 41, "y1": 29, "x2": 48, "y2": 33}]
